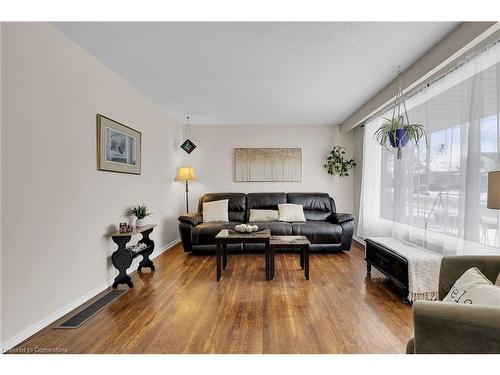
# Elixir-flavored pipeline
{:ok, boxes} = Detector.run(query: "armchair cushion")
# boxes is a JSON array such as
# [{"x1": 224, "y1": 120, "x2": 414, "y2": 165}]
[
  {"x1": 178, "y1": 213, "x2": 203, "y2": 226},
  {"x1": 329, "y1": 212, "x2": 354, "y2": 224}
]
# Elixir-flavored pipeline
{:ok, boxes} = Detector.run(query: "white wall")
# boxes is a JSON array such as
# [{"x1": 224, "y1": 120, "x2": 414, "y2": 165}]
[
  {"x1": 0, "y1": 22, "x2": 3, "y2": 347},
  {"x1": 186, "y1": 124, "x2": 355, "y2": 214},
  {"x1": 1, "y1": 23, "x2": 184, "y2": 347}
]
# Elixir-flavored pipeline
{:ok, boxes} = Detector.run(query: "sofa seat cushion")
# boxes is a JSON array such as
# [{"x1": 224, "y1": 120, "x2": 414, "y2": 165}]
[
  {"x1": 291, "y1": 221, "x2": 342, "y2": 244},
  {"x1": 249, "y1": 221, "x2": 292, "y2": 235},
  {"x1": 192, "y1": 222, "x2": 242, "y2": 245}
]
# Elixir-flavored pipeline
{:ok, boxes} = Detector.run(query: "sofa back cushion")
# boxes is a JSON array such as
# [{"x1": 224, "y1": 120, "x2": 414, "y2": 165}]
[
  {"x1": 248, "y1": 209, "x2": 279, "y2": 222},
  {"x1": 287, "y1": 193, "x2": 334, "y2": 221},
  {"x1": 247, "y1": 193, "x2": 286, "y2": 219},
  {"x1": 278, "y1": 203, "x2": 306, "y2": 222},
  {"x1": 199, "y1": 193, "x2": 246, "y2": 222},
  {"x1": 202, "y1": 199, "x2": 229, "y2": 223}
]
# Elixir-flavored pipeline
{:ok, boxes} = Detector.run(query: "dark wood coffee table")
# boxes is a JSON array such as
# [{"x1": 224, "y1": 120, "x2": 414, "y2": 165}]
[
  {"x1": 270, "y1": 235, "x2": 310, "y2": 280},
  {"x1": 215, "y1": 229, "x2": 271, "y2": 281}
]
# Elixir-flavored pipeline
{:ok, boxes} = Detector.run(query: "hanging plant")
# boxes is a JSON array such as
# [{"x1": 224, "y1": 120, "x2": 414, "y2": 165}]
[
  {"x1": 374, "y1": 116, "x2": 427, "y2": 159},
  {"x1": 374, "y1": 71, "x2": 428, "y2": 159},
  {"x1": 324, "y1": 145, "x2": 356, "y2": 177}
]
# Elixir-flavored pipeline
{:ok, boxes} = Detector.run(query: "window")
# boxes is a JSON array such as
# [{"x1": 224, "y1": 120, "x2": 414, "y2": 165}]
[{"x1": 374, "y1": 53, "x2": 500, "y2": 250}]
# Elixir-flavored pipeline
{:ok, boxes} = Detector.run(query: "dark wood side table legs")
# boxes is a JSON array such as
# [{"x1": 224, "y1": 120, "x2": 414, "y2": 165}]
[
  {"x1": 216, "y1": 240, "x2": 222, "y2": 281},
  {"x1": 216, "y1": 239, "x2": 270, "y2": 281},
  {"x1": 303, "y1": 245, "x2": 309, "y2": 280},
  {"x1": 268, "y1": 240, "x2": 274, "y2": 280},
  {"x1": 108, "y1": 224, "x2": 158, "y2": 289},
  {"x1": 111, "y1": 236, "x2": 134, "y2": 288},
  {"x1": 215, "y1": 240, "x2": 229, "y2": 281},
  {"x1": 110, "y1": 228, "x2": 157, "y2": 288},
  {"x1": 138, "y1": 228, "x2": 155, "y2": 273},
  {"x1": 299, "y1": 245, "x2": 310, "y2": 279},
  {"x1": 223, "y1": 243, "x2": 228, "y2": 270},
  {"x1": 215, "y1": 239, "x2": 309, "y2": 281}
]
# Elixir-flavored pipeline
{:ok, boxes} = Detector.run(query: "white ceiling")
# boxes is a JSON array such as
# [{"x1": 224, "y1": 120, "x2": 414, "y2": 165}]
[{"x1": 54, "y1": 22, "x2": 459, "y2": 126}]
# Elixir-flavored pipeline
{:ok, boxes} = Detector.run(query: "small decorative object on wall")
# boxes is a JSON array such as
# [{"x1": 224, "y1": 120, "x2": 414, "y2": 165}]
[
  {"x1": 180, "y1": 139, "x2": 196, "y2": 154},
  {"x1": 374, "y1": 70, "x2": 427, "y2": 159},
  {"x1": 124, "y1": 204, "x2": 151, "y2": 227},
  {"x1": 180, "y1": 116, "x2": 197, "y2": 154},
  {"x1": 97, "y1": 114, "x2": 141, "y2": 174},
  {"x1": 324, "y1": 145, "x2": 356, "y2": 177},
  {"x1": 235, "y1": 148, "x2": 302, "y2": 182}
]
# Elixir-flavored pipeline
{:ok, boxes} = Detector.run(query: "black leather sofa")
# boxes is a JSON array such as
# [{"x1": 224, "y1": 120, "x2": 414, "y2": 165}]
[{"x1": 178, "y1": 192, "x2": 354, "y2": 252}]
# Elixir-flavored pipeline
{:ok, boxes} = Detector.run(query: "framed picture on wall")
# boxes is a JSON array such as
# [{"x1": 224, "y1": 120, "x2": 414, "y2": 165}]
[{"x1": 97, "y1": 114, "x2": 142, "y2": 174}]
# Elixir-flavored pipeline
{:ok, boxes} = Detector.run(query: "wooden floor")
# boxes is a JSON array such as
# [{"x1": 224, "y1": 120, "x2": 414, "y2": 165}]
[{"x1": 13, "y1": 242, "x2": 413, "y2": 354}]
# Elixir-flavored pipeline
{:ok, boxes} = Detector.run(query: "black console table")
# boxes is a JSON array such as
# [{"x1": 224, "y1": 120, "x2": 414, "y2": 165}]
[{"x1": 106, "y1": 224, "x2": 157, "y2": 288}]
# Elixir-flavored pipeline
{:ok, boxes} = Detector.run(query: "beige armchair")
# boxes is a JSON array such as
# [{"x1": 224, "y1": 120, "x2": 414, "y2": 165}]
[{"x1": 407, "y1": 256, "x2": 500, "y2": 354}]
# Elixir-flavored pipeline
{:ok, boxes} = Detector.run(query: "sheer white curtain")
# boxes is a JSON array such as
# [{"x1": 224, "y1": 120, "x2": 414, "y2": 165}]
[{"x1": 358, "y1": 41, "x2": 500, "y2": 256}]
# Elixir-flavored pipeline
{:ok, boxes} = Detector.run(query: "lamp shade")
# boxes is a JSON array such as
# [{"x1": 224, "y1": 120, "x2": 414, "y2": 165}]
[
  {"x1": 175, "y1": 166, "x2": 197, "y2": 181},
  {"x1": 487, "y1": 171, "x2": 500, "y2": 209}
]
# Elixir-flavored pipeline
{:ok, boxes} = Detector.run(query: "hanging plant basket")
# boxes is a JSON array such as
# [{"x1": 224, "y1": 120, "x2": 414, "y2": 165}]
[
  {"x1": 388, "y1": 127, "x2": 410, "y2": 148},
  {"x1": 374, "y1": 71, "x2": 427, "y2": 159}
]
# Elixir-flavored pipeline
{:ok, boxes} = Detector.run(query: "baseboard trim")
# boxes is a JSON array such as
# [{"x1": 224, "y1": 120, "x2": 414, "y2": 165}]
[
  {"x1": 1, "y1": 238, "x2": 181, "y2": 353},
  {"x1": 353, "y1": 235, "x2": 365, "y2": 248}
]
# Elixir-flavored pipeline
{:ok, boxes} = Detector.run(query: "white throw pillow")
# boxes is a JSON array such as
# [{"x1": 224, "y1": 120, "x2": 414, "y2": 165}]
[
  {"x1": 278, "y1": 204, "x2": 306, "y2": 222},
  {"x1": 249, "y1": 209, "x2": 279, "y2": 222},
  {"x1": 202, "y1": 199, "x2": 229, "y2": 223},
  {"x1": 443, "y1": 267, "x2": 500, "y2": 307}
]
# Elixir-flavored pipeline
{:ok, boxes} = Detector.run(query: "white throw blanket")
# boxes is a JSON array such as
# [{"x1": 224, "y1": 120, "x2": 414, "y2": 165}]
[{"x1": 367, "y1": 237, "x2": 443, "y2": 302}]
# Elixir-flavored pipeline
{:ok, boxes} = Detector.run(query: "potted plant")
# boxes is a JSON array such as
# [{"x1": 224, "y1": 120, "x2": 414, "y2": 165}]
[
  {"x1": 374, "y1": 70, "x2": 427, "y2": 159},
  {"x1": 324, "y1": 145, "x2": 356, "y2": 178},
  {"x1": 374, "y1": 116, "x2": 427, "y2": 159},
  {"x1": 125, "y1": 204, "x2": 151, "y2": 227}
]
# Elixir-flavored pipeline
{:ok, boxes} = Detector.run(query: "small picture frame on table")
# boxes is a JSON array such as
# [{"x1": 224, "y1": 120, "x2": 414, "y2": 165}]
[{"x1": 119, "y1": 223, "x2": 128, "y2": 233}]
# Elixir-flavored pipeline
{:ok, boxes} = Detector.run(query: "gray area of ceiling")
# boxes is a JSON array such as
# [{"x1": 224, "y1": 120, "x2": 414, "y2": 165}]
[{"x1": 54, "y1": 22, "x2": 459, "y2": 126}]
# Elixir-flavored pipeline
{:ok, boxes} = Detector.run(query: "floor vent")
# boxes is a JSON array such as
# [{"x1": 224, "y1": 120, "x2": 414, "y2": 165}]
[{"x1": 55, "y1": 289, "x2": 126, "y2": 329}]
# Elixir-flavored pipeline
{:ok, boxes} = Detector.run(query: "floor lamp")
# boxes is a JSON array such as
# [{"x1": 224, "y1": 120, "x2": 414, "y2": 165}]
[{"x1": 176, "y1": 166, "x2": 197, "y2": 213}]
